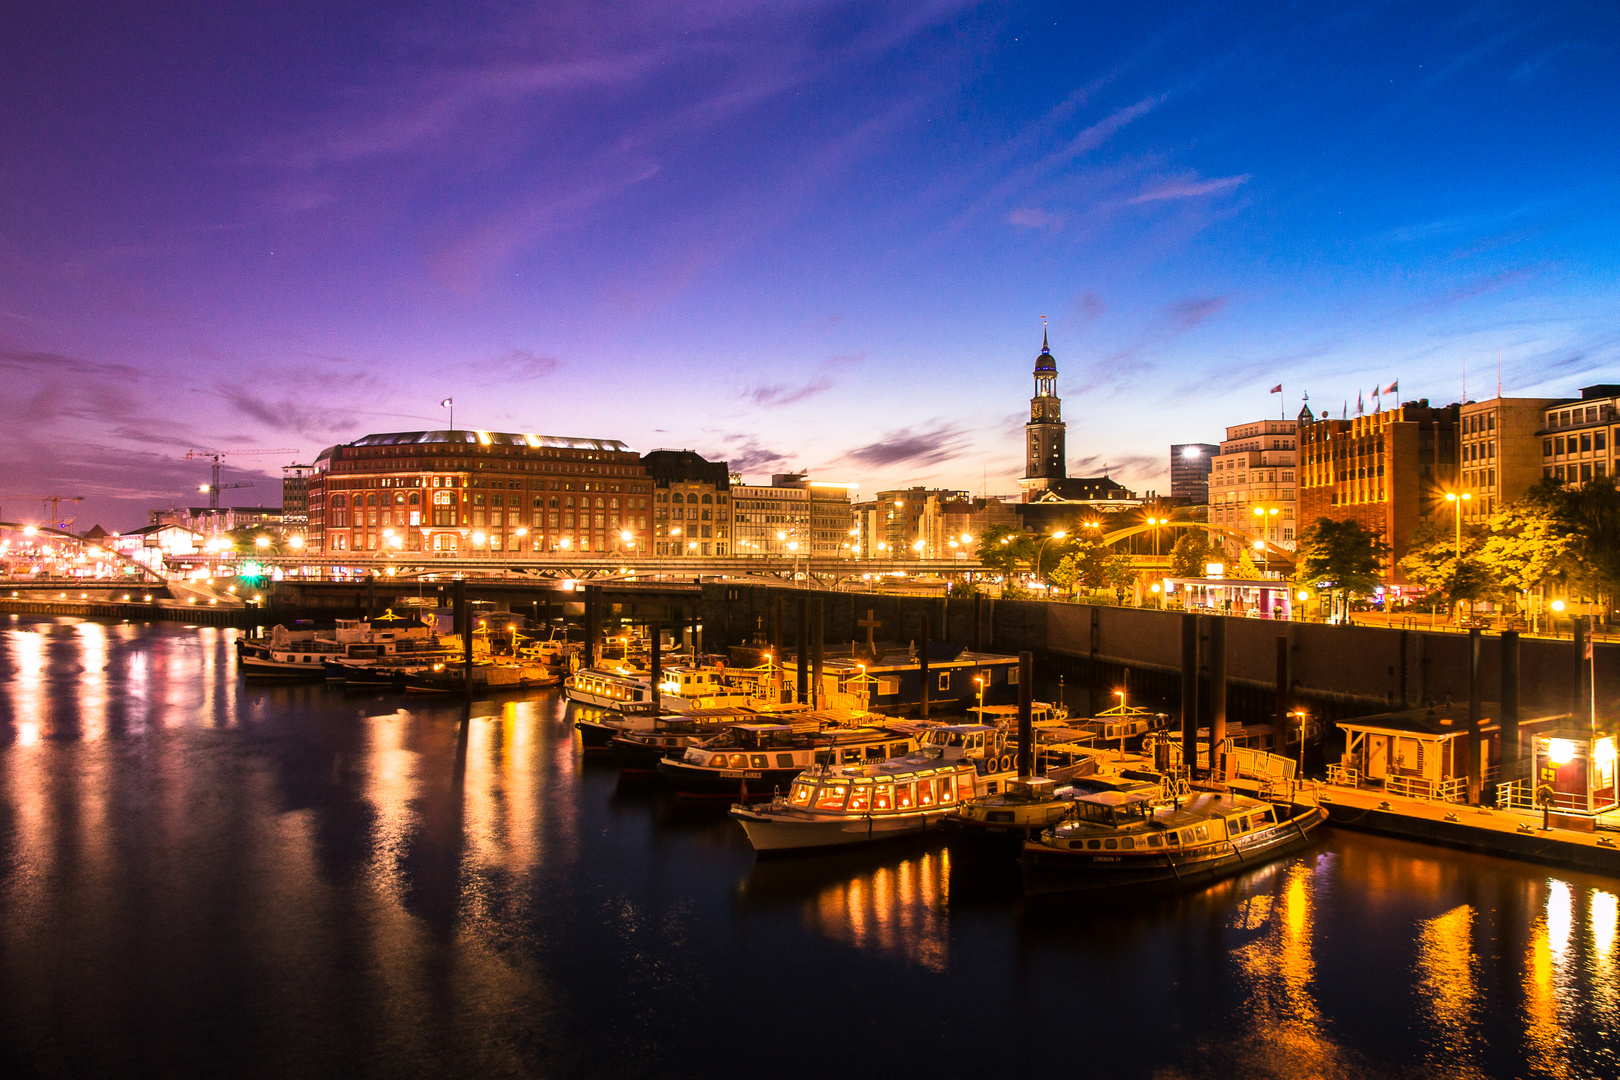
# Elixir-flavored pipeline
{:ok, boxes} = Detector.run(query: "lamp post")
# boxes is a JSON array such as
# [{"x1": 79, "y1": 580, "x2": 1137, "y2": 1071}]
[
  {"x1": 1035, "y1": 529, "x2": 1067, "y2": 589},
  {"x1": 1252, "y1": 538, "x2": 1267, "y2": 576},
  {"x1": 1444, "y1": 492, "x2": 1472, "y2": 623},
  {"x1": 1145, "y1": 515, "x2": 1167, "y2": 556}
]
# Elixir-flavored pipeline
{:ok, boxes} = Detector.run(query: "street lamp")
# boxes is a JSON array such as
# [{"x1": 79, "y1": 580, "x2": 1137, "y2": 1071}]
[
  {"x1": 1036, "y1": 530, "x2": 1067, "y2": 586},
  {"x1": 1443, "y1": 492, "x2": 1472, "y2": 622},
  {"x1": 1252, "y1": 538, "x2": 1267, "y2": 576}
]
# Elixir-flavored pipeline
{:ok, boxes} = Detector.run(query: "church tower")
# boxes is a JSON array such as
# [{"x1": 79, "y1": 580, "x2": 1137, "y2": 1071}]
[{"x1": 1020, "y1": 328, "x2": 1066, "y2": 499}]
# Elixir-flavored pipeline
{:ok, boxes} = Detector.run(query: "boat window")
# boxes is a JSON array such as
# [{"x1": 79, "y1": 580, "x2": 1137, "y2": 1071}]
[
  {"x1": 1086, "y1": 839, "x2": 1101, "y2": 850},
  {"x1": 776, "y1": 754, "x2": 795, "y2": 768},
  {"x1": 846, "y1": 787, "x2": 870, "y2": 812},
  {"x1": 1166, "y1": 831, "x2": 1180, "y2": 846},
  {"x1": 986, "y1": 782, "x2": 998, "y2": 795},
  {"x1": 841, "y1": 749, "x2": 863, "y2": 764},
  {"x1": 865, "y1": 745, "x2": 886, "y2": 760},
  {"x1": 750, "y1": 755, "x2": 768, "y2": 769},
  {"x1": 894, "y1": 783, "x2": 915, "y2": 810},
  {"x1": 813, "y1": 784, "x2": 848, "y2": 810},
  {"x1": 873, "y1": 785, "x2": 893, "y2": 811},
  {"x1": 937, "y1": 776, "x2": 954, "y2": 803},
  {"x1": 891, "y1": 743, "x2": 909, "y2": 757},
  {"x1": 788, "y1": 783, "x2": 812, "y2": 806},
  {"x1": 1103, "y1": 839, "x2": 1118, "y2": 850},
  {"x1": 1147, "y1": 835, "x2": 1163, "y2": 848},
  {"x1": 1194, "y1": 825, "x2": 1210, "y2": 841},
  {"x1": 917, "y1": 782, "x2": 934, "y2": 807},
  {"x1": 1120, "y1": 837, "x2": 1135, "y2": 850},
  {"x1": 728, "y1": 754, "x2": 749, "y2": 769}
]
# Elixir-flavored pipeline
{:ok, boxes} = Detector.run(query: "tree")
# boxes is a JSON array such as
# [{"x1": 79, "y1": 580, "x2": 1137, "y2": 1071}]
[
  {"x1": 1297, "y1": 517, "x2": 1390, "y2": 617},
  {"x1": 1559, "y1": 476, "x2": 1620, "y2": 622},
  {"x1": 1399, "y1": 520, "x2": 1492, "y2": 617},
  {"x1": 1169, "y1": 530, "x2": 1215, "y2": 578},
  {"x1": 1230, "y1": 547, "x2": 1263, "y2": 580},
  {"x1": 1046, "y1": 553, "x2": 1082, "y2": 598},
  {"x1": 976, "y1": 524, "x2": 1033, "y2": 576},
  {"x1": 1103, "y1": 553, "x2": 1138, "y2": 599},
  {"x1": 1476, "y1": 482, "x2": 1575, "y2": 620}
]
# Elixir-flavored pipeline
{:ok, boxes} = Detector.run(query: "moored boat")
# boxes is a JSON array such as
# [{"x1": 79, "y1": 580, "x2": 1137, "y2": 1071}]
[
  {"x1": 656, "y1": 722, "x2": 920, "y2": 801},
  {"x1": 1019, "y1": 791, "x2": 1327, "y2": 896},
  {"x1": 401, "y1": 659, "x2": 559, "y2": 694},
  {"x1": 728, "y1": 724, "x2": 1021, "y2": 851}
]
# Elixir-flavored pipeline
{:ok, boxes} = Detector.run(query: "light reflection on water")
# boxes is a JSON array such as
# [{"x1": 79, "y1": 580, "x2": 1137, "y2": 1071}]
[{"x1": 2, "y1": 618, "x2": 1620, "y2": 1079}]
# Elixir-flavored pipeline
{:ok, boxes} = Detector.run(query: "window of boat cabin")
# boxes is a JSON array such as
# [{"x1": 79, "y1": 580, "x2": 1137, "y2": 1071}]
[
  {"x1": 750, "y1": 755, "x2": 768, "y2": 769},
  {"x1": 1194, "y1": 824, "x2": 1210, "y2": 841},
  {"x1": 1165, "y1": 830, "x2": 1180, "y2": 846},
  {"x1": 917, "y1": 779, "x2": 934, "y2": 807},
  {"x1": 729, "y1": 754, "x2": 749, "y2": 769},
  {"x1": 841, "y1": 749, "x2": 863, "y2": 764},
  {"x1": 814, "y1": 783, "x2": 848, "y2": 810},
  {"x1": 890, "y1": 743, "x2": 909, "y2": 757},
  {"x1": 776, "y1": 753, "x2": 795, "y2": 768},
  {"x1": 873, "y1": 784, "x2": 893, "y2": 811},
  {"x1": 846, "y1": 785, "x2": 870, "y2": 812},
  {"x1": 937, "y1": 673, "x2": 949, "y2": 691},
  {"x1": 894, "y1": 783, "x2": 915, "y2": 809},
  {"x1": 1146, "y1": 835, "x2": 1163, "y2": 848},
  {"x1": 937, "y1": 776, "x2": 954, "y2": 803},
  {"x1": 865, "y1": 745, "x2": 886, "y2": 761},
  {"x1": 789, "y1": 782, "x2": 812, "y2": 805}
]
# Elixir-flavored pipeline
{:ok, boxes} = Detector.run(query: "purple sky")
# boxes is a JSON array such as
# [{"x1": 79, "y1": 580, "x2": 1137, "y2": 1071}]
[{"x1": 3, "y1": 2, "x2": 1617, "y2": 530}]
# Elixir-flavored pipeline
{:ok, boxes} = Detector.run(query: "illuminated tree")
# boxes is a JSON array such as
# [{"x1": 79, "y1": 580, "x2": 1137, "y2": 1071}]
[
  {"x1": 1297, "y1": 518, "x2": 1389, "y2": 614},
  {"x1": 1169, "y1": 530, "x2": 1214, "y2": 578}
]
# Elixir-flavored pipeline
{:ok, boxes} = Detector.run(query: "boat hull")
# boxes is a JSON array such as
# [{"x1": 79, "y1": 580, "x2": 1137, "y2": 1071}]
[
  {"x1": 656, "y1": 758, "x2": 794, "y2": 800},
  {"x1": 240, "y1": 656, "x2": 327, "y2": 678},
  {"x1": 1019, "y1": 805, "x2": 1327, "y2": 896},
  {"x1": 730, "y1": 806, "x2": 956, "y2": 852}
]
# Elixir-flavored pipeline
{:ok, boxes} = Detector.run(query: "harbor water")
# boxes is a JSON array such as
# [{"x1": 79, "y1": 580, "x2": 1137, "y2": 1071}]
[{"x1": 1, "y1": 617, "x2": 1616, "y2": 1079}]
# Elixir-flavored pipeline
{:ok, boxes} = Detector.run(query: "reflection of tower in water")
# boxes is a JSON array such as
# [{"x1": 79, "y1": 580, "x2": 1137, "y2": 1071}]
[{"x1": 808, "y1": 848, "x2": 951, "y2": 972}]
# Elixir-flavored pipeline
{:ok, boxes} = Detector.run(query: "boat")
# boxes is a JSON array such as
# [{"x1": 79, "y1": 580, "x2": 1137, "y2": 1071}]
[
  {"x1": 942, "y1": 771, "x2": 1168, "y2": 860},
  {"x1": 728, "y1": 724, "x2": 1021, "y2": 852},
  {"x1": 656, "y1": 722, "x2": 922, "y2": 801},
  {"x1": 239, "y1": 612, "x2": 455, "y2": 678},
  {"x1": 1019, "y1": 791, "x2": 1328, "y2": 896},
  {"x1": 604, "y1": 709, "x2": 762, "y2": 768},
  {"x1": 400, "y1": 659, "x2": 560, "y2": 694},
  {"x1": 564, "y1": 666, "x2": 653, "y2": 708}
]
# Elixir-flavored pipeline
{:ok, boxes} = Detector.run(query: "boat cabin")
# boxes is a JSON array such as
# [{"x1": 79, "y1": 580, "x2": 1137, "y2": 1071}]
[
  {"x1": 1331, "y1": 703, "x2": 1565, "y2": 803},
  {"x1": 687, "y1": 725, "x2": 916, "y2": 772},
  {"x1": 785, "y1": 761, "x2": 966, "y2": 814},
  {"x1": 919, "y1": 724, "x2": 1007, "y2": 762},
  {"x1": 1529, "y1": 728, "x2": 1618, "y2": 816}
]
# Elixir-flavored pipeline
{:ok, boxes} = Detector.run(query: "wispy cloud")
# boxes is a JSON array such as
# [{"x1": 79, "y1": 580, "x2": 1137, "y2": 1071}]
[
  {"x1": 840, "y1": 420, "x2": 971, "y2": 470},
  {"x1": 1127, "y1": 173, "x2": 1249, "y2": 204},
  {"x1": 1007, "y1": 207, "x2": 1067, "y2": 230},
  {"x1": 744, "y1": 352, "x2": 863, "y2": 409},
  {"x1": 1167, "y1": 296, "x2": 1226, "y2": 330},
  {"x1": 1070, "y1": 291, "x2": 1107, "y2": 323},
  {"x1": 470, "y1": 349, "x2": 561, "y2": 381}
]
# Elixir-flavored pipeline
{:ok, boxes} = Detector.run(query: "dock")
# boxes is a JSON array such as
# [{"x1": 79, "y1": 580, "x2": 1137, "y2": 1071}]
[{"x1": 1298, "y1": 781, "x2": 1620, "y2": 876}]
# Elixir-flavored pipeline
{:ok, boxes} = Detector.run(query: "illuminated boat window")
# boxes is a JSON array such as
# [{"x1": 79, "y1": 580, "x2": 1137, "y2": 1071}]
[
  {"x1": 895, "y1": 784, "x2": 914, "y2": 810},
  {"x1": 917, "y1": 783, "x2": 934, "y2": 808},
  {"x1": 847, "y1": 787, "x2": 870, "y2": 812},
  {"x1": 789, "y1": 783, "x2": 812, "y2": 806},
  {"x1": 937, "y1": 777, "x2": 954, "y2": 803},
  {"x1": 813, "y1": 784, "x2": 848, "y2": 810},
  {"x1": 873, "y1": 785, "x2": 893, "y2": 811},
  {"x1": 749, "y1": 755, "x2": 767, "y2": 769}
]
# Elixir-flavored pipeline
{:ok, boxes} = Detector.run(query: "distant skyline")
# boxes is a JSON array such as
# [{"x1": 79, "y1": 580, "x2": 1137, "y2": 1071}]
[{"x1": 3, "y1": 2, "x2": 1617, "y2": 529}]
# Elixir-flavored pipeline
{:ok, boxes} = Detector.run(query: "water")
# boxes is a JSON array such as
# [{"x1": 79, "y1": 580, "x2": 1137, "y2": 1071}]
[{"x1": 0, "y1": 617, "x2": 1615, "y2": 1079}]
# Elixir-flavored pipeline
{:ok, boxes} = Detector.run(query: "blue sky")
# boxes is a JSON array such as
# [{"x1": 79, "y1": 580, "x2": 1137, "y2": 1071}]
[{"x1": 2, "y1": 1, "x2": 1617, "y2": 529}]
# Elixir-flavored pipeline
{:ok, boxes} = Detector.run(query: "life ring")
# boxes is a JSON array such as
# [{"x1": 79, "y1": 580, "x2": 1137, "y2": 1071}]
[
  {"x1": 999, "y1": 755, "x2": 1011, "y2": 773},
  {"x1": 1142, "y1": 735, "x2": 1156, "y2": 755}
]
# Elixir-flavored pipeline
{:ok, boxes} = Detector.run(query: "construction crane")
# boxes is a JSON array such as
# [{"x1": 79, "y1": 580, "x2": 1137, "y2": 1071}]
[
  {"x1": 187, "y1": 449, "x2": 300, "y2": 510},
  {"x1": 0, "y1": 494, "x2": 85, "y2": 531}
]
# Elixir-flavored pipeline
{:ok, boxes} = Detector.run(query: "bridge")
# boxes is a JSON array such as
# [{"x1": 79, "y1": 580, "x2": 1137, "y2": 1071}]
[{"x1": 163, "y1": 551, "x2": 987, "y2": 587}]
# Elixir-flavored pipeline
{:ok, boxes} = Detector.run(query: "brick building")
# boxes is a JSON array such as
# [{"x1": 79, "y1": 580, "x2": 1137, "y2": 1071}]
[
  {"x1": 1297, "y1": 401, "x2": 1459, "y2": 584},
  {"x1": 307, "y1": 430, "x2": 648, "y2": 555},
  {"x1": 643, "y1": 449, "x2": 731, "y2": 556}
]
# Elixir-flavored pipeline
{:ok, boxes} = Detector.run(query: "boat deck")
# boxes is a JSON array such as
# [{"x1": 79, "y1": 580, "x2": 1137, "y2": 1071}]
[{"x1": 1301, "y1": 780, "x2": 1620, "y2": 876}]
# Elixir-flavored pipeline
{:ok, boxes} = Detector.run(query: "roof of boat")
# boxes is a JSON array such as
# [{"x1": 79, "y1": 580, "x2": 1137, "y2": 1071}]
[
  {"x1": 728, "y1": 723, "x2": 796, "y2": 733},
  {"x1": 925, "y1": 724, "x2": 1000, "y2": 734},
  {"x1": 968, "y1": 704, "x2": 1056, "y2": 716},
  {"x1": 1153, "y1": 792, "x2": 1266, "y2": 826},
  {"x1": 1075, "y1": 791, "x2": 1152, "y2": 808}
]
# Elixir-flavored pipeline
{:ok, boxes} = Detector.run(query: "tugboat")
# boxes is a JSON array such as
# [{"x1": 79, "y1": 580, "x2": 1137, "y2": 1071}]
[
  {"x1": 728, "y1": 724, "x2": 1019, "y2": 851},
  {"x1": 1019, "y1": 790, "x2": 1327, "y2": 896},
  {"x1": 657, "y1": 723, "x2": 919, "y2": 801}
]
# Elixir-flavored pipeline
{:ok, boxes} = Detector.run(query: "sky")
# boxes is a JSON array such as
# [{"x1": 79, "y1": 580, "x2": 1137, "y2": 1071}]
[{"x1": 2, "y1": 1, "x2": 1618, "y2": 531}]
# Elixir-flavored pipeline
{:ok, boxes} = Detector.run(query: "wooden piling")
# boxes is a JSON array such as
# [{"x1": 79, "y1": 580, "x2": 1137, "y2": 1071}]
[
  {"x1": 1467, "y1": 627, "x2": 1483, "y2": 804},
  {"x1": 1502, "y1": 629, "x2": 1522, "y2": 783},
  {"x1": 795, "y1": 593, "x2": 809, "y2": 705},
  {"x1": 1017, "y1": 650, "x2": 1033, "y2": 778},
  {"x1": 919, "y1": 610, "x2": 931, "y2": 719},
  {"x1": 1207, "y1": 615, "x2": 1226, "y2": 779},
  {"x1": 1180, "y1": 613, "x2": 1199, "y2": 777}
]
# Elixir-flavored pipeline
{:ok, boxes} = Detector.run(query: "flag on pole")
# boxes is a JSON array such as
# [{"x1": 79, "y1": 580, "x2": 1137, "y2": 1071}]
[
  {"x1": 1383, "y1": 380, "x2": 1398, "y2": 396},
  {"x1": 1585, "y1": 632, "x2": 1594, "y2": 660},
  {"x1": 440, "y1": 398, "x2": 453, "y2": 408},
  {"x1": 1269, "y1": 384, "x2": 1282, "y2": 394},
  {"x1": 1356, "y1": 390, "x2": 1364, "y2": 415}
]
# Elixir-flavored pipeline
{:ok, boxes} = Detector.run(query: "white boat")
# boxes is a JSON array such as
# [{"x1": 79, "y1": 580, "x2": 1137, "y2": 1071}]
[
  {"x1": 728, "y1": 724, "x2": 1020, "y2": 853},
  {"x1": 565, "y1": 662, "x2": 759, "y2": 713},
  {"x1": 240, "y1": 613, "x2": 454, "y2": 678},
  {"x1": 564, "y1": 665, "x2": 653, "y2": 708}
]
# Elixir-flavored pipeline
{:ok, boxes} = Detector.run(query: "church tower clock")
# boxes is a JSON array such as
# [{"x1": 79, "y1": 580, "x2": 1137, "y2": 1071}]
[{"x1": 1020, "y1": 328, "x2": 1067, "y2": 499}]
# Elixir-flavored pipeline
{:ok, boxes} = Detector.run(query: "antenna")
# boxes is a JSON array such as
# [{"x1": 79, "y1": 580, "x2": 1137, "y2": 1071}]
[{"x1": 1497, "y1": 347, "x2": 1502, "y2": 398}]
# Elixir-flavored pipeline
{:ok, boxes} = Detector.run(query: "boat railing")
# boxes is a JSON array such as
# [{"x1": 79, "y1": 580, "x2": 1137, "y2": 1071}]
[{"x1": 1325, "y1": 763, "x2": 1360, "y2": 789}]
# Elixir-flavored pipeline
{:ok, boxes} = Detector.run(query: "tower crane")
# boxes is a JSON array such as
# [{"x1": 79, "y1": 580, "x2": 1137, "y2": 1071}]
[
  {"x1": 186, "y1": 449, "x2": 300, "y2": 510},
  {"x1": 0, "y1": 494, "x2": 85, "y2": 531}
]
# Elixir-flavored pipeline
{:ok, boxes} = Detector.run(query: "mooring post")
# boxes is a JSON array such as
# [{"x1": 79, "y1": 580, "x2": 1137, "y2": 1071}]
[
  {"x1": 772, "y1": 594, "x2": 784, "y2": 702},
  {"x1": 1467, "y1": 627, "x2": 1483, "y2": 805},
  {"x1": 1088, "y1": 606, "x2": 1101, "y2": 718},
  {"x1": 1017, "y1": 650, "x2": 1033, "y2": 778},
  {"x1": 1181, "y1": 612, "x2": 1199, "y2": 778},
  {"x1": 1573, "y1": 618, "x2": 1588, "y2": 719},
  {"x1": 1207, "y1": 615, "x2": 1227, "y2": 781},
  {"x1": 585, "y1": 586, "x2": 600, "y2": 668},
  {"x1": 812, "y1": 597, "x2": 825, "y2": 710},
  {"x1": 1275, "y1": 635, "x2": 1291, "y2": 753},
  {"x1": 1502, "y1": 629, "x2": 1522, "y2": 784},
  {"x1": 455, "y1": 578, "x2": 471, "y2": 669},
  {"x1": 972, "y1": 593, "x2": 983, "y2": 652},
  {"x1": 649, "y1": 617, "x2": 662, "y2": 711},
  {"x1": 795, "y1": 593, "x2": 809, "y2": 705},
  {"x1": 919, "y1": 610, "x2": 932, "y2": 719}
]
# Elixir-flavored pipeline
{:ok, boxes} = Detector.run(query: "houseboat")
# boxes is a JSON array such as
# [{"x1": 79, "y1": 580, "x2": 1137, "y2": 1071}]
[
  {"x1": 657, "y1": 723, "x2": 920, "y2": 800},
  {"x1": 564, "y1": 665, "x2": 652, "y2": 708},
  {"x1": 728, "y1": 724, "x2": 1020, "y2": 851},
  {"x1": 1019, "y1": 790, "x2": 1327, "y2": 896},
  {"x1": 604, "y1": 708, "x2": 762, "y2": 768},
  {"x1": 786, "y1": 643, "x2": 1024, "y2": 714},
  {"x1": 565, "y1": 662, "x2": 756, "y2": 713},
  {"x1": 401, "y1": 658, "x2": 558, "y2": 694},
  {"x1": 239, "y1": 613, "x2": 453, "y2": 678}
]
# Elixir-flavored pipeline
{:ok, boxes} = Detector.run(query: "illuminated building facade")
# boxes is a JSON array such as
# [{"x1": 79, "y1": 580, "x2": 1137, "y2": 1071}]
[
  {"x1": 1297, "y1": 401, "x2": 1458, "y2": 583},
  {"x1": 1170, "y1": 443, "x2": 1218, "y2": 503},
  {"x1": 1456, "y1": 395, "x2": 1559, "y2": 520},
  {"x1": 643, "y1": 449, "x2": 731, "y2": 556},
  {"x1": 1208, "y1": 419, "x2": 1297, "y2": 548},
  {"x1": 306, "y1": 430, "x2": 649, "y2": 556},
  {"x1": 1539, "y1": 385, "x2": 1620, "y2": 490}
]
